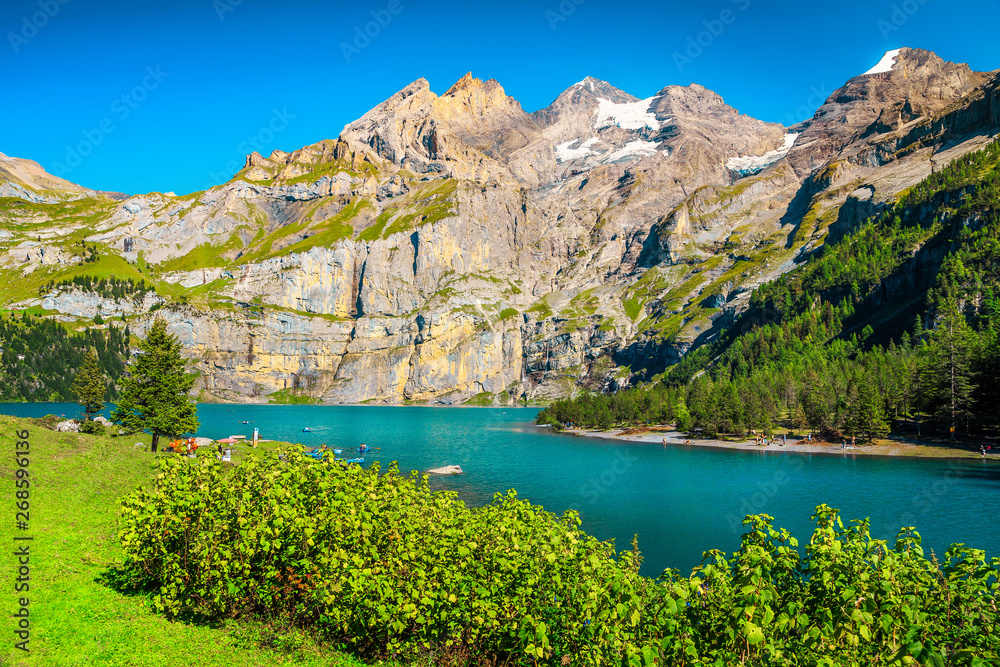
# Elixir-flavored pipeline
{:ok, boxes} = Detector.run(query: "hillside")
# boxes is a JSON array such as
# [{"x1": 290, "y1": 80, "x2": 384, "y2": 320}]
[
  {"x1": 540, "y1": 137, "x2": 1000, "y2": 441},
  {"x1": 2, "y1": 48, "x2": 999, "y2": 405}
]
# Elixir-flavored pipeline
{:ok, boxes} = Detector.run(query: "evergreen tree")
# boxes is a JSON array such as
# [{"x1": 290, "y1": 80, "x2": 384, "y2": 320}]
[
  {"x1": 72, "y1": 350, "x2": 106, "y2": 421},
  {"x1": 848, "y1": 376, "x2": 890, "y2": 442},
  {"x1": 111, "y1": 318, "x2": 199, "y2": 452},
  {"x1": 920, "y1": 301, "x2": 977, "y2": 442}
]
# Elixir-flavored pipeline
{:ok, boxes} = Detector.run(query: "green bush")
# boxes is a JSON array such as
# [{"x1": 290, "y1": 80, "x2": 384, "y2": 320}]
[
  {"x1": 118, "y1": 452, "x2": 1000, "y2": 666},
  {"x1": 79, "y1": 419, "x2": 107, "y2": 435}
]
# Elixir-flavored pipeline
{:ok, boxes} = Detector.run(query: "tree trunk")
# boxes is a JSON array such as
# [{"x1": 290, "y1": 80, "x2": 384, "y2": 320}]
[
  {"x1": 151, "y1": 433, "x2": 159, "y2": 452},
  {"x1": 950, "y1": 320, "x2": 957, "y2": 444}
]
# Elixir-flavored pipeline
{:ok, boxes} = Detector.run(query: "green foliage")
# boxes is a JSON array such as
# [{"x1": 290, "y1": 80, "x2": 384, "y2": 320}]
[
  {"x1": 119, "y1": 452, "x2": 658, "y2": 665},
  {"x1": 0, "y1": 312, "x2": 128, "y2": 402},
  {"x1": 111, "y1": 317, "x2": 199, "y2": 451},
  {"x1": 72, "y1": 349, "x2": 107, "y2": 420},
  {"x1": 79, "y1": 418, "x2": 107, "y2": 436},
  {"x1": 119, "y1": 454, "x2": 1000, "y2": 665},
  {"x1": 919, "y1": 300, "x2": 977, "y2": 439},
  {"x1": 267, "y1": 388, "x2": 322, "y2": 405}
]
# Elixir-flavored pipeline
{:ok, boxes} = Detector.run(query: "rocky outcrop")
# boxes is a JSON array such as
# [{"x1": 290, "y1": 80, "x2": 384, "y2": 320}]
[{"x1": 426, "y1": 465, "x2": 463, "y2": 475}]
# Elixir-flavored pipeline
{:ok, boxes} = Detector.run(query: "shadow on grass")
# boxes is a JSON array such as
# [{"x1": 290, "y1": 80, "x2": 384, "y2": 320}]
[{"x1": 95, "y1": 564, "x2": 226, "y2": 629}]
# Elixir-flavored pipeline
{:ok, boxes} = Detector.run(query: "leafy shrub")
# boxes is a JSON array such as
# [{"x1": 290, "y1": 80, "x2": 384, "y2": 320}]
[
  {"x1": 119, "y1": 451, "x2": 661, "y2": 665},
  {"x1": 79, "y1": 419, "x2": 106, "y2": 436},
  {"x1": 118, "y1": 453, "x2": 1000, "y2": 666}
]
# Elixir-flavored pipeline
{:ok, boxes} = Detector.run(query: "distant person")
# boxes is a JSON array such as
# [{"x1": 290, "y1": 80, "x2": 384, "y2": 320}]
[{"x1": 842, "y1": 440, "x2": 847, "y2": 450}]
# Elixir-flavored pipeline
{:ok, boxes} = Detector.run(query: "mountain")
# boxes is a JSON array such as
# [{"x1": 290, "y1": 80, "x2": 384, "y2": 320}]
[
  {"x1": 2, "y1": 48, "x2": 999, "y2": 405},
  {"x1": 0, "y1": 151, "x2": 97, "y2": 202}
]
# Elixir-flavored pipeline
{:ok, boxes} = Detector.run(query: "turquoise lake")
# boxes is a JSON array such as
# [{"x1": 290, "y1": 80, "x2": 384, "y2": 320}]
[{"x1": 5, "y1": 403, "x2": 1000, "y2": 577}]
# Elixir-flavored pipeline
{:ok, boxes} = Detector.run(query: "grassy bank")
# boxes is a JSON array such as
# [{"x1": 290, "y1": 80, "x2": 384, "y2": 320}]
[{"x1": 0, "y1": 415, "x2": 379, "y2": 667}]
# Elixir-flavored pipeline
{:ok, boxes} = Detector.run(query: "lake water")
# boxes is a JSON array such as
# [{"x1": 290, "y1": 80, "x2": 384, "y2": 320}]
[{"x1": 5, "y1": 403, "x2": 1000, "y2": 577}]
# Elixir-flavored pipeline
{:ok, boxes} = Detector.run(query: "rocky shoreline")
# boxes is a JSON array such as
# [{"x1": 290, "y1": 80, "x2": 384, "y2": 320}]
[{"x1": 558, "y1": 427, "x2": 998, "y2": 460}]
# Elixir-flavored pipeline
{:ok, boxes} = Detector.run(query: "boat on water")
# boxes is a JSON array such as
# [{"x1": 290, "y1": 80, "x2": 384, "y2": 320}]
[
  {"x1": 345, "y1": 458, "x2": 364, "y2": 464},
  {"x1": 302, "y1": 427, "x2": 312, "y2": 432}
]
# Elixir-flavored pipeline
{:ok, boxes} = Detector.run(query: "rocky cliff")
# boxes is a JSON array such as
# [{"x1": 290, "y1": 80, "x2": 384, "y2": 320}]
[{"x1": 3, "y1": 48, "x2": 999, "y2": 404}]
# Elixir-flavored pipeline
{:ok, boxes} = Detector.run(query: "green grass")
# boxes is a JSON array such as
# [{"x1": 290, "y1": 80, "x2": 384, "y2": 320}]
[
  {"x1": 0, "y1": 252, "x2": 149, "y2": 308},
  {"x1": 156, "y1": 232, "x2": 246, "y2": 273},
  {"x1": 276, "y1": 199, "x2": 366, "y2": 257},
  {"x1": 266, "y1": 388, "x2": 323, "y2": 405},
  {"x1": 463, "y1": 392, "x2": 496, "y2": 406},
  {"x1": 0, "y1": 416, "x2": 395, "y2": 667}
]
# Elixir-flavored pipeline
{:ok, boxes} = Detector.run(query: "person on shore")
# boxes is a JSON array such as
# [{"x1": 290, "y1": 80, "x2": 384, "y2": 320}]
[
  {"x1": 851, "y1": 435, "x2": 856, "y2": 448},
  {"x1": 842, "y1": 440, "x2": 847, "y2": 450},
  {"x1": 782, "y1": 434, "x2": 786, "y2": 446}
]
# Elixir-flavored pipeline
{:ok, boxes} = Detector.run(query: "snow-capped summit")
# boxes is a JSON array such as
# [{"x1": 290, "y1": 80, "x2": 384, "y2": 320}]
[
  {"x1": 863, "y1": 48, "x2": 904, "y2": 76},
  {"x1": 594, "y1": 97, "x2": 661, "y2": 131}
]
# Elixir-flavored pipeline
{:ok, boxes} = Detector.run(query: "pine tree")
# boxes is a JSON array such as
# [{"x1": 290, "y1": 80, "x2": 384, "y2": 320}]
[
  {"x1": 72, "y1": 350, "x2": 106, "y2": 420},
  {"x1": 919, "y1": 301, "x2": 977, "y2": 442},
  {"x1": 848, "y1": 376, "x2": 890, "y2": 442},
  {"x1": 111, "y1": 318, "x2": 199, "y2": 452}
]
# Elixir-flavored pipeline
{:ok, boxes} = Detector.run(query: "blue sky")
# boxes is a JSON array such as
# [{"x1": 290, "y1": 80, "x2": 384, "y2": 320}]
[{"x1": 2, "y1": 0, "x2": 998, "y2": 195}]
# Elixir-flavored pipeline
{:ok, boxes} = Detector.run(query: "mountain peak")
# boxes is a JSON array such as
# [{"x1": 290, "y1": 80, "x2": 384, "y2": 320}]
[
  {"x1": 443, "y1": 72, "x2": 507, "y2": 97},
  {"x1": 563, "y1": 77, "x2": 637, "y2": 104},
  {"x1": 862, "y1": 48, "x2": 906, "y2": 76},
  {"x1": 445, "y1": 72, "x2": 477, "y2": 95}
]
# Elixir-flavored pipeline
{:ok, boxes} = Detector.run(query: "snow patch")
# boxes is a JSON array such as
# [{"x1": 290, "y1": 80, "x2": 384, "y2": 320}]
[
  {"x1": 603, "y1": 140, "x2": 659, "y2": 163},
  {"x1": 726, "y1": 133, "x2": 799, "y2": 176},
  {"x1": 575, "y1": 77, "x2": 596, "y2": 91},
  {"x1": 863, "y1": 49, "x2": 903, "y2": 76},
  {"x1": 594, "y1": 97, "x2": 660, "y2": 131},
  {"x1": 555, "y1": 137, "x2": 600, "y2": 162}
]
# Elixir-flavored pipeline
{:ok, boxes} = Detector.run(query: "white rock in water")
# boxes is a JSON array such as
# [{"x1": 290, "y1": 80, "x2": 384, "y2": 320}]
[{"x1": 426, "y1": 465, "x2": 463, "y2": 475}]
